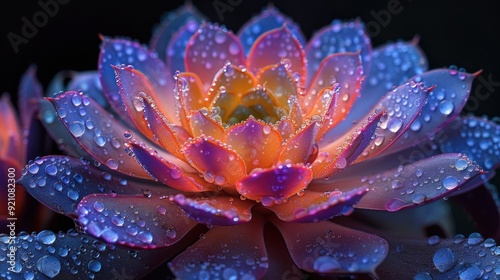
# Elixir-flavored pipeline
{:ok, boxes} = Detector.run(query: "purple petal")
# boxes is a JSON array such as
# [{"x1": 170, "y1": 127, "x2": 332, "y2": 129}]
[
  {"x1": 238, "y1": 6, "x2": 306, "y2": 55},
  {"x1": 354, "y1": 81, "x2": 431, "y2": 162},
  {"x1": 48, "y1": 91, "x2": 150, "y2": 178},
  {"x1": 18, "y1": 65, "x2": 43, "y2": 130},
  {"x1": 325, "y1": 41, "x2": 427, "y2": 140},
  {"x1": 150, "y1": 4, "x2": 206, "y2": 61},
  {"x1": 305, "y1": 20, "x2": 371, "y2": 86},
  {"x1": 272, "y1": 219, "x2": 388, "y2": 274},
  {"x1": 236, "y1": 164, "x2": 313, "y2": 205},
  {"x1": 98, "y1": 37, "x2": 174, "y2": 123},
  {"x1": 376, "y1": 232, "x2": 500, "y2": 279},
  {"x1": 18, "y1": 155, "x2": 176, "y2": 215},
  {"x1": 0, "y1": 230, "x2": 174, "y2": 279},
  {"x1": 171, "y1": 193, "x2": 255, "y2": 226},
  {"x1": 440, "y1": 116, "x2": 500, "y2": 171},
  {"x1": 247, "y1": 26, "x2": 305, "y2": 86},
  {"x1": 169, "y1": 217, "x2": 268, "y2": 279},
  {"x1": 166, "y1": 19, "x2": 198, "y2": 74},
  {"x1": 270, "y1": 187, "x2": 367, "y2": 223},
  {"x1": 130, "y1": 143, "x2": 213, "y2": 193},
  {"x1": 385, "y1": 69, "x2": 477, "y2": 154},
  {"x1": 185, "y1": 24, "x2": 246, "y2": 90},
  {"x1": 38, "y1": 99, "x2": 92, "y2": 159},
  {"x1": 77, "y1": 194, "x2": 196, "y2": 248},
  {"x1": 312, "y1": 153, "x2": 484, "y2": 211},
  {"x1": 66, "y1": 71, "x2": 108, "y2": 108}
]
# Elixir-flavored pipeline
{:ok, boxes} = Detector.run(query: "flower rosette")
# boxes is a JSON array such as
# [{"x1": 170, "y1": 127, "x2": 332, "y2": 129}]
[{"x1": 4, "y1": 4, "x2": 500, "y2": 279}]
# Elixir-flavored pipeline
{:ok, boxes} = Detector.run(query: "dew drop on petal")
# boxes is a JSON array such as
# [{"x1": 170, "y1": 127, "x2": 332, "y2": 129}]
[
  {"x1": 36, "y1": 230, "x2": 56, "y2": 245},
  {"x1": 69, "y1": 121, "x2": 85, "y2": 137},
  {"x1": 432, "y1": 248, "x2": 456, "y2": 272},
  {"x1": 442, "y1": 176, "x2": 459, "y2": 190},
  {"x1": 313, "y1": 255, "x2": 341, "y2": 272},
  {"x1": 87, "y1": 260, "x2": 102, "y2": 273},
  {"x1": 438, "y1": 100, "x2": 454, "y2": 116},
  {"x1": 455, "y1": 158, "x2": 469, "y2": 171},
  {"x1": 36, "y1": 255, "x2": 61, "y2": 278}
]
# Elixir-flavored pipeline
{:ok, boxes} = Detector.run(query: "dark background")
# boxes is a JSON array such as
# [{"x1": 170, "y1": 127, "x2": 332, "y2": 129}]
[{"x1": 1, "y1": 0, "x2": 499, "y2": 119}]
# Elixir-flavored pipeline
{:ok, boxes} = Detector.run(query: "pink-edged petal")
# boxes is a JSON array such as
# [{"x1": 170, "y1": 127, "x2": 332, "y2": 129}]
[
  {"x1": 185, "y1": 24, "x2": 246, "y2": 90},
  {"x1": 305, "y1": 20, "x2": 371, "y2": 86},
  {"x1": 140, "y1": 94, "x2": 187, "y2": 159},
  {"x1": 325, "y1": 41, "x2": 427, "y2": 141},
  {"x1": 270, "y1": 187, "x2": 367, "y2": 223},
  {"x1": 176, "y1": 72, "x2": 212, "y2": 128},
  {"x1": 114, "y1": 65, "x2": 171, "y2": 139},
  {"x1": 257, "y1": 62, "x2": 299, "y2": 109},
  {"x1": 313, "y1": 109, "x2": 384, "y2": 178},
  {"x1": 238, "y1": 6, "x2": 306, "y2": 55},
  {"x1": 18, "y1": 155, "x2": 176, "y2": 215},
  {"x1": 312, "y1": 153, "x2": 484, "y2": 212},
  {"x1": 18, "y1": 65, "x2": 43, "y2": 130},
  {"x1": 272, "y1": 218, "x2": 388, "y2": 274},
  {"x1": 440, "y1": 116, "x2": 500, "y2": 171},
  {"x1": 0, "y1": 94, "x2": 22, "y2": 161},
  {"x1": 385, "y1": 69, "x2": 477, "y2": 154},
  {"x1": 376, "y1": 232, "x2": 500, "y2": 279},
  {"x1": 209, "y1": 63, "x2": 257, "y2": 103},
  {"x1": 166, "y1": 18, "x2": 199, "y2": 74},
  {"x1": 304, "y1": 52, "x2": 363, "y2": 119},
  {"x1": 355, "y1": 81, "x2": 431, "y2": 162},
  {"x1": 189, "y1": 109, "x2": 225, "y2": 139},
  {"x1": 130, "y1": 142, "x2": 213, "y2": 193},
  {"x1": 38, "y1": 99, "x2": 93, "y2": 159},
  {"x1": 223, "y1": 117, "x2": 282, "y2": 169},
  {"x1": 0, "y1": 230, "x2": 176, "y2": 279},
  {"x1": 182, "y1": 136, "x2": 247, "y2": 189},
  {"x1": 98, "y1": 37, "x2": 174, "y2": 122},
  {"x1": 48, "y1": 91, "x2": 150, "y2": 178},
  {"x1": 171, "y1": 193, "x2": 255, "y2": 226},
  {"x1": 236, "y1": 163, "x2": 312, "y2": 205},
  {"x1": 248, "y1": 26, "x2": 305, "y2": 86},
  {"x1": 77, "y1": 194, "x2": 197, "y2": 248},
  {"x1": 169, "y1": 216, "x2": 268, "y2": 279},
  {"x1": 66, "y1": 71, "x2": 108, "y2": 108},
  {"x1": 276, "y1": 120, "x2": 320, "y2": 164},
  {"x1": 150, "y1": 3, "x2": 206, "y2": 61}
]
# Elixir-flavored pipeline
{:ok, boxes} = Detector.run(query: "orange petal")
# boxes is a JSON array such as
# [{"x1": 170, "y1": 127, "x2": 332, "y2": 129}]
[
  {"x1": 188, "y1": 109, "x2": 225, "y2": 140},
  {"x1": 141, "y1": 95, "x2": 187, "y2": 160},
  {"x1": 247, "y1": 26, "x2": 305, "y2": 87},
  {"x1": 223, "y1": 117, "x2": 282, "y2": 169},
  {"x1": 182, "y1": 136, "x2": 246, "y2": 191},
  {"x1": 175, "y1": 72, "x2": 211, "y2": 129},
  {"x1": 277, "y1": 118, "x2": 295, "y2": 139},
  {"x1": 236, "y1": 163, "x2": 312, "y2": 205},
  {"x1": 185, "y1": 24, "x2": 246, "y2": 91},
  {"x1": 257, "y1": 62, "x2": 298, "y2": 109},
  {"x1": 277, "y1": 120, "x2": 320, "y2": 164},
  {"x1": 312, "y1": 109, "x2": 384, "y2": 178},
  {"x1": 209, "y1": 63, "x2": 257, "y2": 100},
  {"x1": 305, "y1": 85, "x2": 346, "y2": 140},
  {"x1": 0, "y1": 95, "x2": 22, "y2": 161}
]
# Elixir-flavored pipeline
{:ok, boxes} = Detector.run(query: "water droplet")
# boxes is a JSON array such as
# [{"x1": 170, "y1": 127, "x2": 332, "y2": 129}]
[
  {"x1": 438, "y1": 101, "x2": 454, "y2": 116},
  {"x1": 433, "y1": 248, "x2": 456, "y2": 272},
  {"x1": 415, "y1": 169, "x2": 423, "y2": 177},
  {"x1": 455, "y1": 158, "x2": 469, "y2": 171},
  {"x1": 44, "y1": 164, "x2": 58, "y2": 176},
  {"x1": 27, "y1": 163, "x2": 40, "y2": 174},
  {"x1": 313, "y1": 255, "x2": 341, "y2": 272},
  {"x1": 413, "y1": 272, "x2": 432, "y2": 280},
  {"x1": 335, "y1": 157, "x2": 347, "y2": 169},
  {"x1": 391, "y1": 180, "x2": 403, "y2": 189},
  {"x1": 36, "y1": 230, "x2": 56, "y2": 245},
  {"x1": 37, "y1": 255, "x2": 61, "y2": 278},
  {"x1": 427, "y1": 235, "x2": 441, "y2": 246},
  {"x1": 87, "y1": 260, "x2": 102, "y2": 272},
  {"x1": 93, "y1": 201, "x2": 105, "y2": 212},
  {"x1": 94, "y1": 136, "x2": 106, "y2": 147},
  {"x1": 443, "y1": 176, "x2": 459, "y2": 190},
  {"x1": 71, "y1": 95, "x2": 82, "y2": 106},
  {"x1": 69, "y1": 121, "x2": 85, "y2": 137},
  {"x1": 106, "y1": 159, "x2": 119, "y2": 170},
  {"x1": 458, "y1": 265, "x2": 482, "y2": 280},
  {"x1": 467, "y1": 232, "x2": 484, "y2": 245},
  {"x1": 388, "y1": 118, "x2": 403, "y2": 133},
  {"x1": 136, "y1": 231, "x2": 153, "y2": 244}
]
